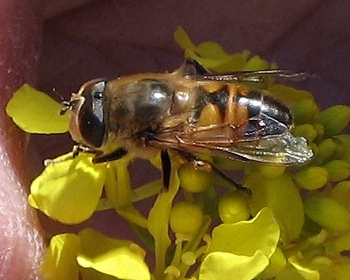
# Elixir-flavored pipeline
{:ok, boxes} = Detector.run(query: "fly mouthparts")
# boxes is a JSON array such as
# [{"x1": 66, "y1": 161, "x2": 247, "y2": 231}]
[{"x1": 60, "y1": 100, "x2": 71, "y2": 115}]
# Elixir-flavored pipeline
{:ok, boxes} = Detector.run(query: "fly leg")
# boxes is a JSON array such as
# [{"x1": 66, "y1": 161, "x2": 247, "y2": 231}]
[
  {"x1": 92, "y1": 147, "x2": 128, "y2": 163},
  {"x1": 44, "y1": 143, "x2": 98, "y2": 165},
  {"x1": 161, "y1": 149, "x2": 172, "y2": 190},
  {"x1": 179, "y1": 152, "x2": 251, "y2": 195}
]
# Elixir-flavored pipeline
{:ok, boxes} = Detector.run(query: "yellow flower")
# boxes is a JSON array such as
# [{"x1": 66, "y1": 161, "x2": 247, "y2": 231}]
[
  {"x1": 28, "y1": 152, "x2": 107, "y2": 224},
  {"x1": 42, "y1": 228, "x2": 150, "y2": 280},
  {"x1": 6, "y1": 27, "x2": 350, "y2": 279},
  {"x1": 201, "y1": 208, "x2": 280, "y2": 280},
  {"x1": 6, "y1": 84, "x2": 69, "y2": 134}
]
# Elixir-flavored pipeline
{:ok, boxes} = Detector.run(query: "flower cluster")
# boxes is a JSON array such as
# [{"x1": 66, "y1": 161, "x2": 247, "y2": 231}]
[{"x1": 6, "y1": 27, "x2": 350, "y2": 280}]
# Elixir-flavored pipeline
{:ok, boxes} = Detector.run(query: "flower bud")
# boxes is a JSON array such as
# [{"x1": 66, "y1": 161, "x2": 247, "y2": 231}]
[
  {"x1": 316, "y1": 105, "x2": 350, "y2": 137},
  {"x1": 294, "y1": 166, "x2": 328, "y2": 190},
  {"x1": 304, "y1": 196, "x2": 350, "y2": 232},
  {"x1": 258, "y1": 165, "x2": 285, "y2": 179},
  {"x1": 313, "y1": 123, "x2": 324, "y2": 138},
  {"x1": 334, "y1": 231, "x2": 350, "y2": 252},
  {"x1": 316, "y1": 138, "x2": 337, "y2": 160},
  {"x1": 292, "y1": 124, "x2": 318, "y2": 143},
  {"x1": 218, "y1": 192, "x2": 251, "y2": 223},
  {"x1": 330, "y1": 181, "x2": 350, "y2": 209},
  {"x1": 323, "y1": 160, "x2": 350, "y2": 182},
  {"x1": 292, "y1": 99, "x2": 319, "y2": 124},
  {"x1": 333, "y1": 135, "x2": 350, "y2": 163},
  {"x1": 178, "y1": 164, "x2": 213, "y2": 193},
  {"x1": 170, "y1": 202, "x2": 204, "y2": 236}
]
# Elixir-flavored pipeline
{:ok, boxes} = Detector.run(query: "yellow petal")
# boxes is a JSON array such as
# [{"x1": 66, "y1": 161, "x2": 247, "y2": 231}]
[
  {"x1": 208, "y1": 208, "x2": 279, "y2": 258},
  {"x1": 6, "y1": 84, "x2": 69, "y2": 133},
  {"x1": 288, "y1": 255, "x2": 320, "y2": 280},
  {"x1": 174, "y1": 27, "x2": 249, "y2": 72},
  {"x1": 185, "y1": 49, "x2": 248, "y2": 72},
  {"x1": 105, "y1": 162, "x2": 132, "y2": 208},
  {"x1": 80, "y1": 268, "x2": 124, "y2": 280},
  {"x1": 41, "y1": 233, "x2": 81, "y2": 280},
  {"x1": 199, "y1": 251, "x2": 269, "y2": 280},
  {"x1": 246, "y1": 172, "x2": 304, "y2": 243},
  {"x1": 77, "y1": 228, "x2": 150, "y2": 280},
  {"x1": 196, "y1": 41, "x2": 231, "y2": 60},
  {"x1": 148, "y1": 169, "x2": 180, "y2": 278},
  {"x1": 259, "y1": 247, "x2": 287, "y2": 278},
  {"x1": 243, "y1": 55, "x2": 269, "y2": 71},
  {"x1": 268, "y1": 84, "x2": 314, "y2": 107},
  {"x1": 174, "y1": 26, "x2": 196, "y2": 52},
  {"x1": 29, "y1": 153, "x2": 106, "y2": 224}
]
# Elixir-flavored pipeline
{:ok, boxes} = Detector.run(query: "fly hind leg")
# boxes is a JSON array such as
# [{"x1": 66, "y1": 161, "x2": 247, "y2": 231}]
[{"x1": 178, "y1": 152, "x2": 251, "y2": 195}]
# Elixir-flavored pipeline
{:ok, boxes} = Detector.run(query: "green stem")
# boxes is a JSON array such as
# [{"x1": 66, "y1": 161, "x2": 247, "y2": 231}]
[
  {"x1": 116, "y1": 206, "x2": 148, "y2": 228},
  {"x1": 128, "y1": 222, "x2": 155, "y2": 252},
  {"x1": 164, "y1": 242, "x2": 183, "y2": 280},
  {"x1": 132, "y1": 180, "x2": 162, "y2": 202},
  {"x1": 178, "y1": 216, "x2": 211, "y2": 278},
  {"x1": 188, "y1": 245, "x2": 208, "y2": 279},
  {"x1": 148, "y1": 166, "x2": 180, "y2": 279}
]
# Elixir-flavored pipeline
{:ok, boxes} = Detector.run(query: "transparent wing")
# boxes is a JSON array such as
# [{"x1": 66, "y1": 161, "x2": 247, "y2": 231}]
[
  {"x1": 182, "y1": 59, "x2": 315, "y2": 83},
  {"x1": 149, "y1": 131, "x2": 313, "y2": 165},
  {"x1": 189, "y1": 133, "x2": 313, "y2": 165}
]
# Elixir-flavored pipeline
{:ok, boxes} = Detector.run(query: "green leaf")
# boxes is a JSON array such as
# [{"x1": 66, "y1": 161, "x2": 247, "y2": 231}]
[{"x1": 6, "y1": 84, "x2": 69, "y2": 133}]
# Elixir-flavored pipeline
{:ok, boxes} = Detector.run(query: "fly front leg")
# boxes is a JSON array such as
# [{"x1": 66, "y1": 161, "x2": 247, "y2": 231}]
[
  {"x1": 44, "y1": 143, "x2": 97, "y2": 166},
  {"x1": 178, "y1": 152, "x2": 251, "y2": 195},
  {"x1": 68, "y1": 143, "x2": 129, "y2": 164}
]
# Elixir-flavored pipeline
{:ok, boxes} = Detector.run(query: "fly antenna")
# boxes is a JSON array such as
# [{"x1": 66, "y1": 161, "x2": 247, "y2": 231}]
[
  {"x1": 53, "y1": 87, "x2": 65, "y2": 102},
  {"x1": 52, "y1": 88, "x2": 71, "y2": 115}
]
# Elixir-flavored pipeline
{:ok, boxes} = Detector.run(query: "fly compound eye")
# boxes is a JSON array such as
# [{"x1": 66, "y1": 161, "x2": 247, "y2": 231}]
[{"x1": 77, "y1": 80, "x2": 107, "y2": 148}]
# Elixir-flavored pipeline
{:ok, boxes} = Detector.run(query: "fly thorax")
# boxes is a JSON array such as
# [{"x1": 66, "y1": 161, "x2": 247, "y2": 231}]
[{"x1": 106, "y1": 79, "x2": 174, "y2": 135}]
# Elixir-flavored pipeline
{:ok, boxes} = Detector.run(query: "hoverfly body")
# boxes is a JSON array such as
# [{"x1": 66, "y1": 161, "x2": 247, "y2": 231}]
[{"x1": 61, "y1": 59, "x2": 313, "y2": 191}]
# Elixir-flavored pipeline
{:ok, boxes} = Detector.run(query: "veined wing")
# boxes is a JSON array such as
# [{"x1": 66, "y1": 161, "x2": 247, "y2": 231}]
[{"x1": 149, "y1": 131, "x2": 313, "y2": 165}]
